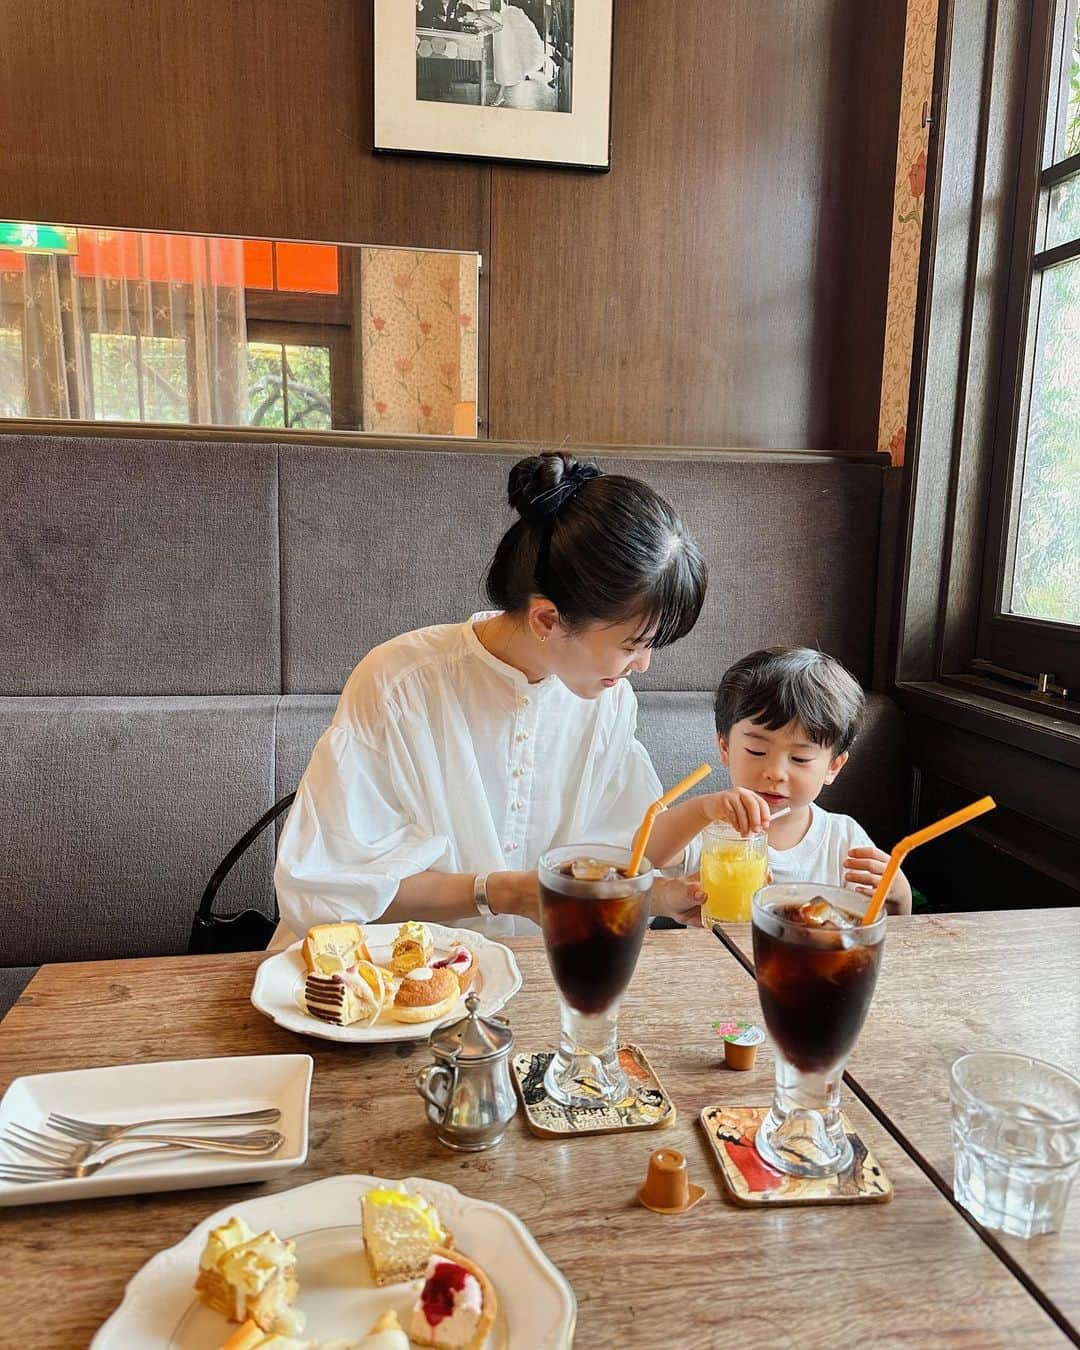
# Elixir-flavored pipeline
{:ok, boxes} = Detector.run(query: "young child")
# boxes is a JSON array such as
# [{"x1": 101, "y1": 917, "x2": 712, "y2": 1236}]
[{"x1": 646, "y1": 646, "x2": 911, "y2": 914}]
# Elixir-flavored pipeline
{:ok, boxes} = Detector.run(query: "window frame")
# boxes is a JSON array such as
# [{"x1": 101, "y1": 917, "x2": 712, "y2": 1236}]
[
  {"x1": 895, "y1": 0, "x2": 1080, "y2": 736},
  {"x1": 245, "y1": 320, "x2": 354, "y2": 431},
  {"x1": 976, "y1": 0, "x2": 1080, "y2": 685}
]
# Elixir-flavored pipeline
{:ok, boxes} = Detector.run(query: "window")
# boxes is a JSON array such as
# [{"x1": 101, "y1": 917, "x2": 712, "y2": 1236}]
[
  {"x1": 246, "y1": 341, "x2": 332, "y2": 429},
  {"x1": 89, "y1": 333, "x2": 189, "y2": 423},
  {"x1": 978, "y1": 0, "x2": 1080, "y2": 688},
  {"x1": 897, "y1": 0, "x2": 1079, "y2": 717}
]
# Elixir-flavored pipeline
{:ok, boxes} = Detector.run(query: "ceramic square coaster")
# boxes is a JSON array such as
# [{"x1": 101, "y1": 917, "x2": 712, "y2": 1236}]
[
  {"x1": 699, "y1": 1106, "x2": 893, "y2": 1206},
  {"x1": 512, "y1": 1045, "x2": 676, "y2": 1138}
]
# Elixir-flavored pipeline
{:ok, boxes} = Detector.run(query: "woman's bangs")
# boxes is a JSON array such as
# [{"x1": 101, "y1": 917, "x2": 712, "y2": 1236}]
[{"x1": 629, "y1": 555, "x2": 707, "y2": 649}]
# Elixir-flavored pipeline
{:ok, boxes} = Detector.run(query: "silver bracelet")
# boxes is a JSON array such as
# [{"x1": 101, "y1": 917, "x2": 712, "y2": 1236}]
[{"x1": 473, "y1": 872, "x2": 493, "y2": 919}]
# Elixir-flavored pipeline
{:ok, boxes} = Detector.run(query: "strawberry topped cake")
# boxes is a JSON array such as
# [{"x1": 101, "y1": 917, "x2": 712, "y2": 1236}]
[
  {"x1": 431, "y1": 944, "x2": 476, "y2": 993},
  {"x1": 408, "y1": 1249, "x2": 496, "y2": 1350}
]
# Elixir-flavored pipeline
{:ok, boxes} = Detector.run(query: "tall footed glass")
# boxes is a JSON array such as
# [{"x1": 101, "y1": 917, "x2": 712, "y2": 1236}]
[
  {"x1": 538, "y1": 844, "x2": 652, "y2": 1109},
  {"x1": 752, "y1": 883, "x2": 886, "y2": 1177}
]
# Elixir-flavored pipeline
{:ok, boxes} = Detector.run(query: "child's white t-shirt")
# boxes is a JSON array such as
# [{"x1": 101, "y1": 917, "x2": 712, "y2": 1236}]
[{"x1": 767, "y1": 803, "x2": 875, "y2": 890}]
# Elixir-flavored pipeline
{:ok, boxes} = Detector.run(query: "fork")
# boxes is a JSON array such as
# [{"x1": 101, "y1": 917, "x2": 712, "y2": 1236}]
[
  {"x1": 0, "y1": 1132, "x2": 285, "y2": 1182},
  {"x1": 45, "y1": 1106, "x2": 281, "y2": 1144},
  {"x1": 4, "y1": 1123, "x2": 282, "y2": 1166}
]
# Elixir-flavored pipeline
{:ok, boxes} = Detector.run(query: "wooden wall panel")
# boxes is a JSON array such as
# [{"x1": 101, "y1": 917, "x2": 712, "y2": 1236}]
[
  {"x1": 0, "y1": 1, "x2": 487, "y2": 253},
  {"x1": 0, "y1": 0, "x2": 905, "y2": 451},
  {"x1": 487, "y1": 0, "x2": 907, "y2": 449}
]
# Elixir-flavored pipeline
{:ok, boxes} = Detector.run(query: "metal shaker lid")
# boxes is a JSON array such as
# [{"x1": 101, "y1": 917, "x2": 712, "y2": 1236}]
[{"x1": 429, "y1": 993, "x2": 513, "y2": 1061}]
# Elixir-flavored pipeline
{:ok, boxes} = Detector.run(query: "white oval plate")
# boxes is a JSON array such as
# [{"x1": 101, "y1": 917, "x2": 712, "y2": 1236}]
[
  {"x1": 251, "y1": 924, "x2": 523, "y2": 1043},
  {"x1": 91, "y1": 1172, "x2": 576, "y2": 1349}
]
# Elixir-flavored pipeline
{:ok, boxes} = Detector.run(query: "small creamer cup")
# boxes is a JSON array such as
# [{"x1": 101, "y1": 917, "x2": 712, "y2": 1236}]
[{"x1": 637, "y1": 1147, "x2": 705, "y2": 1214}]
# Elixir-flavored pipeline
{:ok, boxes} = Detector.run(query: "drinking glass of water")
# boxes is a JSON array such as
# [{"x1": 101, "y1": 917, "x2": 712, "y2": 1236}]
[{"x1": 950, "y1": 1052, "x2": 1080, "y2": 1239}]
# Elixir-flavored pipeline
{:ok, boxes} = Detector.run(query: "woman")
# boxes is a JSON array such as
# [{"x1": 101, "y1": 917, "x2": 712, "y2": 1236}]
[
  {"x1": 274, "y1": 451, "x2": 709, "y2": 940},
  {"x1": 489, "y1": 3, "x2": 547, "y2": 106}
]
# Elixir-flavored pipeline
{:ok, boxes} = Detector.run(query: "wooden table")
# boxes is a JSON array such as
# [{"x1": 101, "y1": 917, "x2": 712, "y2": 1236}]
[
  {"x1": 715, "y1": 909, "x2": 1080, "y2": 1343},
  {"x1": 1, "y1": 927, "x2": 1076, "y2": 1347}
]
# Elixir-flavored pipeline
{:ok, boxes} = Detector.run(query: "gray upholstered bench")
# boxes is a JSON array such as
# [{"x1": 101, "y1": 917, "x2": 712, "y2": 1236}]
[{"x1": 0, "y1": 433, "x2": 902, "y2": 982}]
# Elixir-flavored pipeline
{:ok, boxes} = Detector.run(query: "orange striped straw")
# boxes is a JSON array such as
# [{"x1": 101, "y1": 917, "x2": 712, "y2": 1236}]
[
  {"x1": 627, "y1": 763, "x2": 713, "y2": 877},
  {"x1": 861, "y1": 796, "x2": 996, "y2": 925}
]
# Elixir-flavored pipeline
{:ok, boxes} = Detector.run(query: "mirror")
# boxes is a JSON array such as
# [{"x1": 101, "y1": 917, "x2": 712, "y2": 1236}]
[{"x1": 0, "y1": 222, "x2": 480, "y2": 438}]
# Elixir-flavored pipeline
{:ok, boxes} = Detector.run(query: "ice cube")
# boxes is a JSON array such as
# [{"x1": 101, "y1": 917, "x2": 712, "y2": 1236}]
[
  {"x1": 817, "y1": 943, "x2": 873, "y2": 982},
  {"x1": 596, "y1": 897, "x2": 641, "y2": 938},
  {"x1": 753, "y1": 952, "x2": 785, "y2": 998},
  {"x1": 570, "y1": 857, "x2": 618, "y2": 882},
  {"x1": 796, "y1": 898, "x2": 858, "y2": 930}
]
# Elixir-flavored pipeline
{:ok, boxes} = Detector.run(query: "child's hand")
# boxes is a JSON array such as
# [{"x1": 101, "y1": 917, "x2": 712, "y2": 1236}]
[
  {"x1": 701, "y1": 788, "x2": 771, "y2": 836},
  {"x1": 842, "y1": 846, "x2": 890, "y2": 896}
]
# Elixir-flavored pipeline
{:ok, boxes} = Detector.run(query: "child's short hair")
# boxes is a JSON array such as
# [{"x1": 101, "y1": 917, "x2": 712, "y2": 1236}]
[{"x1": 714, "y1": 647, "x2": 865, "y2": 754}]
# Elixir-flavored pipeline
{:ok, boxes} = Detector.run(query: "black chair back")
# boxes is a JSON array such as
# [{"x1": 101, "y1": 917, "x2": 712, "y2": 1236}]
[{"x1": 189, "y1": 792, "x2": 296, "y2": 954}]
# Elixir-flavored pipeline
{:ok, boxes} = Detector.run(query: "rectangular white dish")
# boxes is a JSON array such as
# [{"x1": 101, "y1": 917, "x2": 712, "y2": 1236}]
[{"x1": 0, "y1": 1053, "x2": 312, "y2": 1207}]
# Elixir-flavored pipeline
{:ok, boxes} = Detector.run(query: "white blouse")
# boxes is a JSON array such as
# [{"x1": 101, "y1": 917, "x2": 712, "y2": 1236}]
[{"x1": 274, "y1": 613, "x2": 676, "y2": 940}]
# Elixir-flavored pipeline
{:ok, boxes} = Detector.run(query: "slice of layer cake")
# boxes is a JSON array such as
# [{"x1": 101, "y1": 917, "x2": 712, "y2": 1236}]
[
  {"x1": 195, "y1": 1217, "x2": 301, "y2": 1332},
  {"x1": 302, "y1": 922, "x2": 372, "y2": 975},
  {"x1": 408, "y1": 1249, "x2": 497, "y2": 1350},
  {"x1": 304, "y1": 962, "x2": 388, "y2": 1027},
  {"x1": 360, "y1": 1185, "x2": 450, "y2": 1286}
]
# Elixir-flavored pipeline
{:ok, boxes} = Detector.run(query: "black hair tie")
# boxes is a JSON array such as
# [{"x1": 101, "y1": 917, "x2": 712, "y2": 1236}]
[
  {"x1": 533, "y1": 462, "x2": 601, "y2": 589},
  {"x1": 529, "y1": 462, "x2": 601, "y2": 521}
]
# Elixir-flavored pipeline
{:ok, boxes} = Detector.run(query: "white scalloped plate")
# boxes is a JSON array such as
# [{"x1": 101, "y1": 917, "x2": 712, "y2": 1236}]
[
  {"x1": 91, "y1": 1173, "x2": 576, "y2": 1348},
  {"x1": 251, "y1": 924, "x2": 523, "y2": 1044}
]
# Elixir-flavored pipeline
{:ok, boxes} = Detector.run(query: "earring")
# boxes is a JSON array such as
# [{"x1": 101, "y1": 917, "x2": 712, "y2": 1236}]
[{"x1": 537, "y1": 634, "x2": 547, "y2": 644}]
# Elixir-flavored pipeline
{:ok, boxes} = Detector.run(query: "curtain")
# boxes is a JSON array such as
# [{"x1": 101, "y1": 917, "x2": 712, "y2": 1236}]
[{"x1": 0, "y1": 232, "x2": 248, "y2": 424}]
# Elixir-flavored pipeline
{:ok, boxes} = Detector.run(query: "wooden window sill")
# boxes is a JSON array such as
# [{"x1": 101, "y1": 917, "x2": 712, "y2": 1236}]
[{"x1": 895, "y1": 680, "x2": 1080, "y2": 769}]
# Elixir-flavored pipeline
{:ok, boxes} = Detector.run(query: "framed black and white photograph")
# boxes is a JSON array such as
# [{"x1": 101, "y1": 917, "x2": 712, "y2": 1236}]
[{"x1": 374, "y1": 0, "x2": 613, "y2": 170}]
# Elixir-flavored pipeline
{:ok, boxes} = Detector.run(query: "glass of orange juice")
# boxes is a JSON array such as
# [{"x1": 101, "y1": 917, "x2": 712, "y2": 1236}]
[{"x1": 700, "y1": 822, "x2": 769, "y2": 924}]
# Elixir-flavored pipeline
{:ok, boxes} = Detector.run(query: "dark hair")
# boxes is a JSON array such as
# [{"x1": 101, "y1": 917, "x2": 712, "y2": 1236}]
[
  {"x1": 485, "y1": 451, "x2": 707, "y2": 648},
  {"x1": 714, "y1": 647, "x2": 865, "y2": 754}
]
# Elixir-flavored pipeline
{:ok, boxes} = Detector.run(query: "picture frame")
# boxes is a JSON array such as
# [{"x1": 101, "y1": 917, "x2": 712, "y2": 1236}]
[{"x1": 374, "y1": 0, "x2": 614, "y2": 171}]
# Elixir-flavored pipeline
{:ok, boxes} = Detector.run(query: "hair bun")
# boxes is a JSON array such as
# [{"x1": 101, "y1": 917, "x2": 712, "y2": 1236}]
[{"x1": 507, "y1": 451, "x2": 602, "y2": 526}]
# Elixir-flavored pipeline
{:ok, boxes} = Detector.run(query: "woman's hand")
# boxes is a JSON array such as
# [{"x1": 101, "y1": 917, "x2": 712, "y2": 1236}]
[
  {"x1": 651, "y1": 874, "x2": 708, "y2": 924},
  {"x1": 487, "y1": 870, "x2": 540, "y2": 924}
]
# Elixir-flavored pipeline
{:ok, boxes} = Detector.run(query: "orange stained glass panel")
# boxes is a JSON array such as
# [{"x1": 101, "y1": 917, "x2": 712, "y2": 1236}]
[
  {"x1": 243, "y1": 239, "x2": 275, "y2": 290},
  {"x1": 0, "y1": 249, "x2": 25, "y2": 272},
  {"x1": 274, "y1": 242, "x2": 339, "y2": 294},
  {"x1": 72, "y1": 229, "x2": 143, "y2": 279},
  {"x1": 146, "y1": 233, "x2": 244, "y2": 286}
]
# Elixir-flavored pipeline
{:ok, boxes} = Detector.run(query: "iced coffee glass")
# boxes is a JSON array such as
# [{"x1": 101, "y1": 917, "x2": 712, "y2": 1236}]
[
  {"x1": 537, "y1": 844, "x2": 653, "y2": 1109},
  {"x1": 752, "y1": 883, "x2": 886, "y2": 1177}
]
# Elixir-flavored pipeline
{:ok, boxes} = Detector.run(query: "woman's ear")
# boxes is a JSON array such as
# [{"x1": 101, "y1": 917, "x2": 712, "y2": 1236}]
[
  {"x1": 717, "y1": 734, "x2": 730, "y2": 766},
  {"x1": 823, "y1": 750, "x2": 849, "y2": 785},
  {"x1": 526, "y1": 597, "x2": 560, "y2": 642}
]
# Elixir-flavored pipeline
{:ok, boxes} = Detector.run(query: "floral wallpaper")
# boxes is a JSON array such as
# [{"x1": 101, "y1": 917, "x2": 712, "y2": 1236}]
[
  {"x1": 360, "y1": 248, "x2": 478, "y2": 436},
  {"x1": 878, "y1": 0, "x2": 938, "y2": 464}
]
